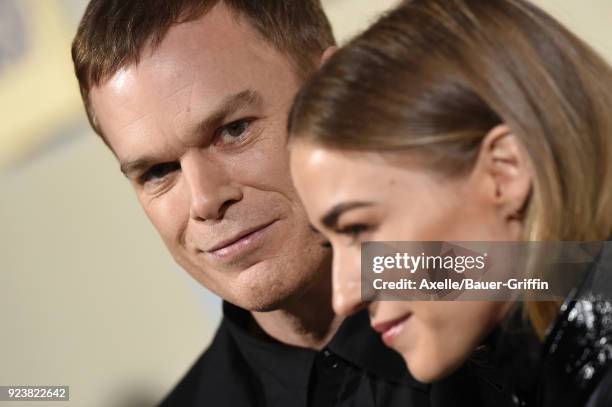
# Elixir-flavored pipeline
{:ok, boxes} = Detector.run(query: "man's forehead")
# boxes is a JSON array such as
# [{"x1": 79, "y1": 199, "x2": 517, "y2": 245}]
[
  {"x1": 92, "y1": 3, "x2": 258, "y2": 112},
  {"x1": 90, "y1": 3, "x2": 292, "y2": 151}
]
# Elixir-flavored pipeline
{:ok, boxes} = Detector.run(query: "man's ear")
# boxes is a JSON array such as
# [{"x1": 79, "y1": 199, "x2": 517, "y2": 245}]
[
  {"x1": 320, "y1": 46, "x2": 339, "y2": 68},
  {"x1": 472, "y1": 124, "x2": 533, "y2": 222}
]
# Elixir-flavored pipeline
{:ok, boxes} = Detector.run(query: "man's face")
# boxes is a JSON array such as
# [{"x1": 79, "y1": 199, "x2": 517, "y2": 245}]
[{"x1": 90, "y1": 3, "x2": 331, "y2": 311}]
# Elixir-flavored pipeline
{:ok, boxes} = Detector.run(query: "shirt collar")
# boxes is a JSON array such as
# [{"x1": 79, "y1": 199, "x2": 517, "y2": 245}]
[
  {"x1": 223, "y1": 301, "x2": 427, "y2": 391},
  {"x1": 223, "y1": 301, "x2": 316, "y2": 393},
  {"x1": 328, "y1": 307, "x2": 426, "y2": 388}
]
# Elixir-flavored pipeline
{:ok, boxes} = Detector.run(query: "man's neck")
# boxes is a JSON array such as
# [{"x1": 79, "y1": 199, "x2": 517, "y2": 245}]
[{"x1": 250, "y1": 273, "x2": 344, "y2": 350}]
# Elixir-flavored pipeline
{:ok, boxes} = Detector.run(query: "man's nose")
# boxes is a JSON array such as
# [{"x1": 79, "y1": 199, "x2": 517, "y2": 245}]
[
  {"x1": 332, "y1": 249, "x2": 368, "y2": 316},
  {"x1": 181, "y1": 152, "x2": 243, "y2": 221}
]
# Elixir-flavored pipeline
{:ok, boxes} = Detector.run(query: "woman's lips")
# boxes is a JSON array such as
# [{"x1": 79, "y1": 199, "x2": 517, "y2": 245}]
[
  {"x1": 372, "y1": 313, "x2": 412, "y2": 347},
  {"x1": 207, "y1": 220, "x2": 277, "y2": 260}
]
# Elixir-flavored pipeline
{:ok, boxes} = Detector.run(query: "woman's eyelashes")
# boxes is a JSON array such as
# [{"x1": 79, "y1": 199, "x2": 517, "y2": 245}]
[
  {"x1": 337, "y1": 223, "x2": 374, "y2": 245},
  {"x1": 312, "y1": 223, "x2": 376, "y2": 248}
]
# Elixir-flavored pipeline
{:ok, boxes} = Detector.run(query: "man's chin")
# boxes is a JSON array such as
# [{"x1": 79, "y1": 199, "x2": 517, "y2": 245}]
[
  {"x1": 242, "y1": 298, "x2": 286, "y2": 313},
  {"x1": 210, "y1": 259, "x2": 308, "y2": 312},
  {"x1": 226, "y1": 287, "x2": 297, "y2": 312}
]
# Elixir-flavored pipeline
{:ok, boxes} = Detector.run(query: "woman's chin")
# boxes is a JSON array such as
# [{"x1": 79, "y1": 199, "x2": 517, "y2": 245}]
[
  {"x1": 402, "y1": 354, "x2": 462, "y2": 384},
  {"x1": 407, "y1": 365, "x2": 444, "y2": 384}
]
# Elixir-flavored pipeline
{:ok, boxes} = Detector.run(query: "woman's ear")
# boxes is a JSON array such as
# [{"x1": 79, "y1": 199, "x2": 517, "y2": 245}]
[
  {"x1": 472, "y1": 124, "x2": 533, "y2": 224},
  {"x1": 320, "y1": 46, "x2": 339, "y2": 68}
]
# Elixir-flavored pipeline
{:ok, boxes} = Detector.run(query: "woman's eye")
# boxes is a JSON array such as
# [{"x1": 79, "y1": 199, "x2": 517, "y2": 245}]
[
  {"x1": 338, "y1": 224, "x2": 372, "y2": 243},
  {"x1": 140, "y1": 162, "x2": 180, "y2": 185},
  {"x1": 216, "y1": 119, "x2": 252, "y2": 143}
]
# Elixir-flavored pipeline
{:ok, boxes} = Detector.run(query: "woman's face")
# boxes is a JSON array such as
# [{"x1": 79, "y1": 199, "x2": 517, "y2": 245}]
[{"x1": 290, "y1": 137, "x2": 526, "y2": 383}]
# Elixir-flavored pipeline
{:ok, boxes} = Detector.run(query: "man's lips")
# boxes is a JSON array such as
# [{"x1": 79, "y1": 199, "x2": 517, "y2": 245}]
[
  {"x1": 206, "y1": 220, "x2": 277, "y2": 257},
  {"x1": 372, "y1": 313, "x2": 412, "y2": 347}
]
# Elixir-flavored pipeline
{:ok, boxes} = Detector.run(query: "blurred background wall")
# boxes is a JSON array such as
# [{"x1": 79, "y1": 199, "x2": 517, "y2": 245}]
[{"x1": 1, "y1": 1, "x2": 611, "y2": 406}]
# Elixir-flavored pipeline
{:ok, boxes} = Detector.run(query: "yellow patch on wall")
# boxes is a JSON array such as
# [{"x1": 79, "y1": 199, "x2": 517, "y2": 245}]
[{"x1": 0, "y1": 0, "x2": 84, "y2": 166}]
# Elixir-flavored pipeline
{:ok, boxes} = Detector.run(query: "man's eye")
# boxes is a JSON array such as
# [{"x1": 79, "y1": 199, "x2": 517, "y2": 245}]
[
  {"x1": 216, "y1": 119, "x2": 252, "y2": 143},
  {"x1": 140, "y1": 162, "x2": 180, "y2": 185}
]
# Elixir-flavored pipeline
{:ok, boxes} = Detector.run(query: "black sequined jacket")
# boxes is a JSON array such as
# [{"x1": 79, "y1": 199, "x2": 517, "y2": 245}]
[{"x1": 472, "y1": 241, "x2": 612, "y2": 407}]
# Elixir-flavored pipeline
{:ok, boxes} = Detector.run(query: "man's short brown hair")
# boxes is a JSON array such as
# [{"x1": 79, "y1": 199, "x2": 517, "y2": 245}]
[{"x1": 72, "y1": 0, "x2": 335, "y2": 136}]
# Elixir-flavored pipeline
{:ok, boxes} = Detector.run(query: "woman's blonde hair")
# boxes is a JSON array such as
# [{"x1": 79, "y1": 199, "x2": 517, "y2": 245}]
[{"x1": 289, "y1": 0, "x2": 612, "y2": 336}]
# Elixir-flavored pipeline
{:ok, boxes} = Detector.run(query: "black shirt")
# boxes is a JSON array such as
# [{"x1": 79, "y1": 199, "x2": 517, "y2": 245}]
[{"x1": 159, "y1": 302, "x2": 511, "y2": 407}]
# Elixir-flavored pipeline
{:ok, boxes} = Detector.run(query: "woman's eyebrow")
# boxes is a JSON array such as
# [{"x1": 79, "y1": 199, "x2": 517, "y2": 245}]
[{"x1": 321, "y1": 201, "x2": 373, "y2": 229}]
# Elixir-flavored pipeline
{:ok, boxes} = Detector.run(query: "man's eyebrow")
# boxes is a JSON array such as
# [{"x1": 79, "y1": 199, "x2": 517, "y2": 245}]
[
  {"x1": 120, "y1": 156, "x2": 155, "y2": 178},
  {"x1": 191, "y1": 89, "x2": 264, "y2": 139},
  {"x1": 119, "y1": 90, "x2": 263, "y2": 178},
  {"x1": 321, "y1": 201, "x2": 373, "y2": 229}
]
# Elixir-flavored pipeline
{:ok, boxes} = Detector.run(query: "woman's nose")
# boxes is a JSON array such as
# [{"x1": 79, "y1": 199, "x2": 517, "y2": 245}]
[{"x1": 331, "y1": 249, "x2": 369, "y2": 316}]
